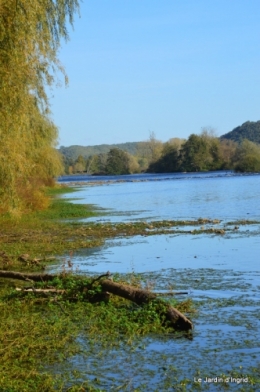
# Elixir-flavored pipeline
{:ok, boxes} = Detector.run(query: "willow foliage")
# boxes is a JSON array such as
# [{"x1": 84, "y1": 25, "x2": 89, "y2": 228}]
[{"x1": 0, "y1": 0, "x2": 80, "y2": 213}]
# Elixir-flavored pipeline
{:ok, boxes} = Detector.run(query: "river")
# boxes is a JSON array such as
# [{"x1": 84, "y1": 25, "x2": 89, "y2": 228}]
[{"x1": 56, "y1": 171, "x2": 260, "y2": 390}]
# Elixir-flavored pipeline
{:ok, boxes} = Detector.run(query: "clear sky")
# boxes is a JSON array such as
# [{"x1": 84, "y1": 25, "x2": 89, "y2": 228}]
[{"x1": 49, "y1": 0, "x2": 260, "y2": 147}]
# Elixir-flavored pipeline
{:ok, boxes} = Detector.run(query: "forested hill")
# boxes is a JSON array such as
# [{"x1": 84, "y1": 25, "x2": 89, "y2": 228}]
[
  {"x1": 220, "y1": 121, "x2": 260, "y2": 144},
  {"x1": 59, "y1": 142, "x2": 143, "y2": 160}
]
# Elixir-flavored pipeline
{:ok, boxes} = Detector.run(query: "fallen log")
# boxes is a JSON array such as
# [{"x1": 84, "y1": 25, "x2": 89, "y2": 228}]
[
  {"x1": 0, "y1": 270, "x2": 193, "y2": 331},
  {"x1": 101, "y1": 279, "x2": 193, "y2": 330},
  {"x1": 0, "y1": 270, "x2": 54, "y2": 282}
]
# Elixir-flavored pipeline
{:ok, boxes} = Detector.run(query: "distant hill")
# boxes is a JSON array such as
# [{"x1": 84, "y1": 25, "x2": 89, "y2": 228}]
[
  {"x1": 220, "y1": 121, "x2": 260, "y2": 144},
  {"x1": 60, "y1": 121, "x2": 260, "y2": 162},
  {"x1": 59, "y1": 142, "x2": 144, "y2": 161}
]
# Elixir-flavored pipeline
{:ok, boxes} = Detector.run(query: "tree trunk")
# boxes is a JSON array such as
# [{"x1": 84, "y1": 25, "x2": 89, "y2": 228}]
[
  {"x1": 0, "y1": 270, "x2": 193, "y2": 330},
  {"x1": 101, "y1": 280, "x2": 192, "y2": 330},
  {"x1": 0, "y1": 270, "x2": 54, "y2": 281}
]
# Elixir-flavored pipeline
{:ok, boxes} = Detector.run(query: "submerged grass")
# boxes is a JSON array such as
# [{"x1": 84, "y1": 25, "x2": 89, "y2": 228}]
[
  {"x1": 0, "y1": 273, "x2": 194, "y2": 391},
  {"x1": 1, "y1": 185, "x2": 259, "y2": 391},
  {"x1": 0, "y1": 185, "x2": 196, "y2": 391}
]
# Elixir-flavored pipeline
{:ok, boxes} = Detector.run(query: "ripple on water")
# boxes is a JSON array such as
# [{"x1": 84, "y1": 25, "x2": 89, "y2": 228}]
[{"x1": 49, "y1": 235, "x2": 260, "y2": 390}]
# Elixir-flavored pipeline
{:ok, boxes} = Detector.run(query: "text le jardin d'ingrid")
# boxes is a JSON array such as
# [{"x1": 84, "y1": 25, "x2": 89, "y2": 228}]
[{"x1": 194, "y1": 376, "x2": 248, "y2": 385}]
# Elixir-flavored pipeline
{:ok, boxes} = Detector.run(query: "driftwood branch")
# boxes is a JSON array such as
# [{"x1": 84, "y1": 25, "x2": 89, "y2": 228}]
[
  {"x1": 100, "y1": 280, "x2": 193, "y2": 330},
  {"x1": 15, "y1": 288, "x2": 65, "y2": 294},
  {"x1": 18, "y1": 254, "x2": 56, "y2": 263},
  {"x1": 88, "y1": 271, "x2": 111, "y2": 289},
  {"x1": 0, "y1": 270, "x2": 55, "y2": 281},
  {"x1": 0, "y1": 270, "x2": 193, "y2": 330}
]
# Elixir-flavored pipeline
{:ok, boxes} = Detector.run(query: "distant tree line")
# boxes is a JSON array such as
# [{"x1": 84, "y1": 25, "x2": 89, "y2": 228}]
[
  {"x1": 64, "y1": 129, "x2": 260, "y2": 175},
  {"x1": 65, "y1": 148, "x2": 140, "y2": 175},
  {"x1": 59, "y1": 142, "x2": 142, "y2": 162},
  {"x1": 148, "y1": 130, "x2": 260, "y2": 173}
]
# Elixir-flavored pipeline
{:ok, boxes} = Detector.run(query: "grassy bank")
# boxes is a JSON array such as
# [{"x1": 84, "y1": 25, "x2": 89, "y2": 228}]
[
  {"x1": 0, "y1": 184, "x2": 242, "y2": 273},
  {"x1": 0, "y1": 185, "x2": 194, "y2": 392}
]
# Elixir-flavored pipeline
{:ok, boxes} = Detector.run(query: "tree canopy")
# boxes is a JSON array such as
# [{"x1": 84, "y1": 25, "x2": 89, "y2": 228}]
[
  {"x1": 234, "y1": 139, "x2": 260, "y2": 172},
  {"x1": 106, "y1": 148, "x2": 131, "y2": 175},
  {"x1": 65, "y1": 132, "x2": 260, "y2": 176},
  {"x1": 220, "y1": 121, "x2": 260, "y2": 144},
  {"x1": 0, "y1": 0, "x2": 80, "y2": 213},
  {"x1": 147, "y1": 131, "x2": 238, "y2": 173}
]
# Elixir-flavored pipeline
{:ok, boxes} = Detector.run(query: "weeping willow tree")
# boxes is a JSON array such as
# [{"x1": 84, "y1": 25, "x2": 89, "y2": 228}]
[{"x1": 0, "y1": 0, "x2": 80, "y2": 213}]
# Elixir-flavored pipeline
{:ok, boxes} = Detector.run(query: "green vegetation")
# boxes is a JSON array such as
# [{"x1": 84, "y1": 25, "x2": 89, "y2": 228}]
[
  {"x1": 1, "y1": 1, "x2": 259, "y2": 388},
  {"x1": 59, "y1": 142, "x2": 143, "y2": 162},
  {"x1": 180, "y1": 131, "x2": 223, "y2": 172},
  {"x1": 148, "y1": 129, "x2": 256, "y2": 173},
  {"x1": 233, "y1": 139, "x2": 260, "y2": 172},
  {"x1": 221, "y1": 120, "x2": 260, "y2": 144},
  {"x1": 65, "y1": 147, "x2": 140, "y2": 175},
  {"x1": 106, "y1": 148, "x2": 130, "y2": 175},
  {"x1": 0, "y1": 186, "x2": 231, "y2": 263},
  {"x1": 0, "y1": 279, "x2": 194, "y2": 391},
  {"x1": 149, "y1": 129, "x2": 260, "y2": 173},
  {"x1": 63, "y1": 125, "x2": 260, "y2": 175},
  {"x1": 0, "y1": 187, "x2": 196, "y2": 391},
  {"x1": 0, "y1": 0, "x2": 79, "y2": 214},
  {"x1": 1, "y1": 187, "x2": 259, "y2": 390},
  {"x1": 147, "y1": 138, "x2": 183, "y2": 173},
  {"x1": 106, "y1": 148, "x2": 139, "y2": 175},
  {"x1": 3, "y1": 3, "x2": 258, "y2": 210},
  {"x1": 62, "y1": 141, "x2": 156, "y2": 175}
]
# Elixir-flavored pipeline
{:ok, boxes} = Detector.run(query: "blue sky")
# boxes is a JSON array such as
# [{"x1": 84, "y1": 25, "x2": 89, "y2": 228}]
[{"x1": 50, "y1": 0, "x2": 260, "y2": 147}]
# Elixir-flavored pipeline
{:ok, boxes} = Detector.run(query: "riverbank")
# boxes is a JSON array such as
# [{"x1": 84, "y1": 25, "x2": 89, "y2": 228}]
[
  {"x1": 0, "y1": 185, "x2": 195, "y2": 392},
  {"x1": 1, "y1": 184, "x2": 259, "y2": 391},
  {"x1": 2, "y1": 184, "x2": 250, "y2": 268}
]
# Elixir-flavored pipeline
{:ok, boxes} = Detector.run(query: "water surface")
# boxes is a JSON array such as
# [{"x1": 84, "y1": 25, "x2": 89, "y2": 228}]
[
  {"x1": 54, "y1": 172, "x2": 260, "y2": 390},
  {"x1": 60, "y1": 172, "x2": 260, "y2": 222}
]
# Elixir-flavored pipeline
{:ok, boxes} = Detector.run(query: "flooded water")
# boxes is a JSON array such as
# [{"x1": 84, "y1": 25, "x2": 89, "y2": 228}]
[
  {"x1": 56, "y1": 172, "x2": 260, "y2": 390},
  {"x1": 60, "y1": 171, "x2": 260, "y2": 222}
]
